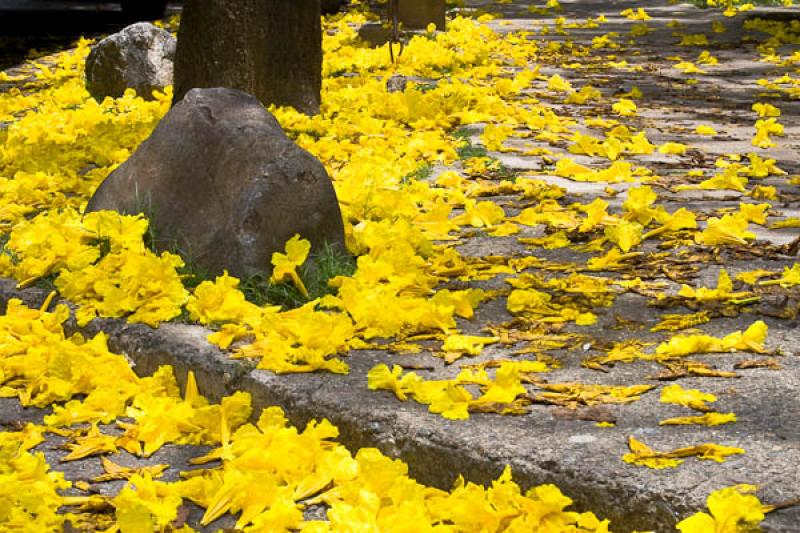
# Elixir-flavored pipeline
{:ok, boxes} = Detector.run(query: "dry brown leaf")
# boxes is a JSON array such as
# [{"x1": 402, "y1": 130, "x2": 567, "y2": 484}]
[
  {"x1": 551, "y1": 406, "x2": 616, "y2": 423},
  {"x1": 734, "y1": 358, "x2": 781, "y2": 370},
  {"x1": 648, "y1": 361, "x2": 738, "y2": 380}
]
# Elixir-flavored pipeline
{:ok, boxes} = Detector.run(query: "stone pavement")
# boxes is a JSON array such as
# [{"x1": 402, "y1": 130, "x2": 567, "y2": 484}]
[{"x1": 1, "y1": 0, "x2": 799, "y2": 531}]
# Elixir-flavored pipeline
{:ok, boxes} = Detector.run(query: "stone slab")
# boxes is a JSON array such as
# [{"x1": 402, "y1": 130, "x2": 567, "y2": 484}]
[{"x1": 1, "y1": 278, "x2": 798, "y2": 532}]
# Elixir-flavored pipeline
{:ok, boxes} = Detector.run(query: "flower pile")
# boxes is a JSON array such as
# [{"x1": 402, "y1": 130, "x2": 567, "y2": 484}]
[{"x1": 0, "y1": 1, "x2": 797, "y2": 530}]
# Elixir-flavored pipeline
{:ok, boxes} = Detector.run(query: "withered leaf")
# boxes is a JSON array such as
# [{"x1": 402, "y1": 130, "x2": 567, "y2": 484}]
[
  {"x1": 92, "y1": 456, "x2": 169, "y2": 483},
  {"x1": 648, "y1": 361, "x2": 738, "y2": 381},
  {"x1": 734, "y1": 358, "x2": 781, "y2": 370},
  {"x1": 551, "y1": 406, "x2": 616, "y2": 423},
  {"x1": 469, "y1": 400, "x2": 530, "y2": 416}
]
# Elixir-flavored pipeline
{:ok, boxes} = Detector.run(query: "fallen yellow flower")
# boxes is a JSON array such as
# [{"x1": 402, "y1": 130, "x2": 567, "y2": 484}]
[
  {"x1": 695, "y1": 213, "x2": 755, "y2": 247},
  {"x1": 677, "y1": 485, "x2": 768, "y2": 533},
  {"x1": 270, "y1": 234, "x2": 311, "y2": 298},
  {"x1": 660, "y1": 384, "x2": 717, "y2": 412},
  {"x1": 660, "y1": 412, "x2": 737, "y2": 426},
  {"x1": 623, "y1": 436, "x2": 744, "y2": 469},
  {"x1": 653, "y1": 320, "x2": 768, "y2": 359}
]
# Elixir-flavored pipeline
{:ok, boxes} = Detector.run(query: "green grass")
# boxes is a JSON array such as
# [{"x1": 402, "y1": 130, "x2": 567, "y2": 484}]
[
  {"x1": 451, "y1": 126, "x2": 517, "y2": 180},
  {"x1": 490, "y1": 160, "x2": 517, "y2": 181},
  {"x1": 452, "y1": 126, "x2": 489, "y2": 159},
  {"x1": 241, "y1": 242, "x2": 356, "y2": 310},
  {"x1": 135, "y1": 193, "x2": 356, "y2": 311},
  {"x1": 33, "y1": 273, "x2": 59, "y2": 292},
  {"x1": 176, "y1": 259, "x2": 214, "y2": 291},
  {"x1": 0, "y1": 233, "x2": 10, "y2": 260},
  {"x1": 402, "y1": 163, "x2": 434, "y2": 184}
]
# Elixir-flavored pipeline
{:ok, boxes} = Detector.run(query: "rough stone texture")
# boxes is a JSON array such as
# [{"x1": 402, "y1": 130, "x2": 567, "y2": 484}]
[
  {"x1": 397, "y1": 0, "x2": 446, "y2": 30},
  {"x1": 386, "y1": 75, "x2": 409, "y2": 93},
  {"x1": 172, "y1": 0, "x2": 322, "y2": 115},
  {"x1": 86, "y1": 88, "x2": 345, "y2": 278},
  {"x1": 357, "y1": 23, "x2": 395, "y2": 47},
  {"x1": 2, "y1": 277, "x2": 797, "y2": 532},
  {"x1": 85, "y1": 22, "x2": 175, "y2": 101}
]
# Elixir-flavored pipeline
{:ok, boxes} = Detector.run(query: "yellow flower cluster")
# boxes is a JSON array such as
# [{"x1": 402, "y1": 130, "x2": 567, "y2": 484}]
[
  {"x1": 0, "y1": 298, "x2": 615, "y2": 532},
  {"x1": 0, "y1": 209, "x2": 187, "y2": 326},
  {"x1": 0, "y1": 425, "x2": 68, "y2": 530},
  {"x1": 0, "y1": 4, "x2": 793, "y2": 529},
  {"x1": 0, "y1": 298, "x2": 769, "y2": 531},
  {"x1": 367, "y1": 362, "x2": 546, "y2": 419}
]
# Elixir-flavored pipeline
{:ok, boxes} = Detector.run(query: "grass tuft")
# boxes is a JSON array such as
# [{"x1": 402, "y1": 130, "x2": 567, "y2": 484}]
[
  {"x1": 241, "y1": 242, "x2": 356, "y2": 310},
  {"x1": 402, "y1": 163, "x2": 434, "y2": 184},
  {"x1": 453, "y1": 126, "x2": 489, "y2": 159}
]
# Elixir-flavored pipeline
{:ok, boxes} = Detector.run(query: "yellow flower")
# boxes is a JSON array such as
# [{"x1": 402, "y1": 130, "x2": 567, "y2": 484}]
[
  {"x1": 547, "y1": 73, "x2": 573, "y2": 93},
  {"x1": 679, "y1": 34, "x2": 709, "y2": 46},
  {"x1": 677, "y1": 268, "x2": 753, "y2": 303},
  {"x1": 442, "y1": 334, "x2": 500, "y2": 357},
  {"x1": 612, "y1": 98, "x2": 637, "y2": 116},
  {"x1": 674, "y1": 61, "x2": 705, "y2": 74},
  {"x1": 660, "y1": 412, "x2": 737, "y2": 426},
  {"x1": 367, "y1": 364, "x2": 420, "y2": 401},
  {"x1": 653, "y1": 320, "x2": 768, "y2": 359},
  {"x1": 270, "y1": 234, "x2": 311, "y2": 298},
  {"x1": 642, "y1": 207, "x2": 697, "y2": 239},
  {"x1": 620, "y1": 7, "x2": 650, "y2": 20},
  {"x1": 605, "y1": 220, "x2": 643, "y2": 252},
  {"x1": 759, "y1": 263, "x2": 800, "y2": 288},
  {"x1": 187, "y1": 272, "x2": 265, "y2": 327},
  {"x1": 113, "y1": 474, "x2": 183, "y2": 533},
  {"x1": 752, "y1": 102, "x2": 780, "y2": 117},
  {"x1": 658, "y1": 141, "x2": 687, "y2": 155},
  {"x1": 623, "y1": 436, "x2": 744, "y2": 469},
  {"x1": 696, "y1": 124, "x2": 718, "y2": 135},
  {"x1": 752, "y1": 118, "x2": 784, "y2": 148},
  {"x1": 453, "y1": 199, "x2": 506, "y2": 228},
  {"x1": 677, "y1": 485, "x2": 767, "y2": 533},
  {"x1": 622, "y1": 185, "x2": 660, "y2": 226},
  {"x1": 481, "y1": 123, "x2": 514, "y2": 151},
  {"x1": 695, "y1": 213, "x2": 755, "y2": 246},
  {"x1": 660, "y1": 384, "x2": 717, "y2": 412}
]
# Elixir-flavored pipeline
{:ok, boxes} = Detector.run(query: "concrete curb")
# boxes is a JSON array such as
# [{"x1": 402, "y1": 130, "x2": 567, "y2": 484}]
[{"x1": 2, "y1": 278, "x2": 798, "y2": 532}]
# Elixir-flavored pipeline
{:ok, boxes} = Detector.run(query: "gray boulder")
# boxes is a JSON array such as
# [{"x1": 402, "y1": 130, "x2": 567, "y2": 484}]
[
  {"x1": 86, "y1": 88, "x2": 346, "y2": 278},
  {"x1": 85, "y1": 22, "x2": 175, "y2": 101}
]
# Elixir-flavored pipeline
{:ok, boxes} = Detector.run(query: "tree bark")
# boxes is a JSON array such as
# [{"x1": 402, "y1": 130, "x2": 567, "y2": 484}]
[
  {"x1": 397, "y1": 0, "x2": 445, "y2": 30},
  {"x1": 172, "y1": 0, "x2": 322, "y2": 115}
]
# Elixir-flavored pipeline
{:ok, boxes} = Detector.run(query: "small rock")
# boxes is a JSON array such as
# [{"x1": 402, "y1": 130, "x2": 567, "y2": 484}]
[
  {"x1": 567, "y1": 434, "x2": 598, "y2": 444},
  {"x1": 386, "y1": 75, "x2": 408, "y2": 93},
  {"x1": 85, "y1": 22, "x2": 175, "y2": 101},
  {"x1": 358, "y1": 23, "x2": 394, "y2": 47},
  {"x1": 86, "y1": 88, "x2": 345, "y2": 278}
]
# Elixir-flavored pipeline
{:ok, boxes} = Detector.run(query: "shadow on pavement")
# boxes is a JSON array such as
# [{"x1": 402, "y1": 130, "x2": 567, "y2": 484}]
[{"x1": 0, "y1": 2, "x2": 181, "y2": 70}]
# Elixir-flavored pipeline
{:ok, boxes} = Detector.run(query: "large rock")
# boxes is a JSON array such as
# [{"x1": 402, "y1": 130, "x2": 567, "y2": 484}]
[
  {"x1": 85, "y1": 22, "x2": 175, "y2": 101},
  {"x1": 173, "y1": 0, "x2": 322, "y2": 115},
  {"x1": 86, "y1": 88, "x2": 345, "y2": 278}
]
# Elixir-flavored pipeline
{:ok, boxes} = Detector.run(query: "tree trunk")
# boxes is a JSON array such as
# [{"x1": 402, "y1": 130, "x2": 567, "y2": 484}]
[
  {"x1": 172, "y1": 0, "x2": 322, "y2": 115},
  {"x1": 397, "y1": 0, "x2": 445, "y2": 30}
]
